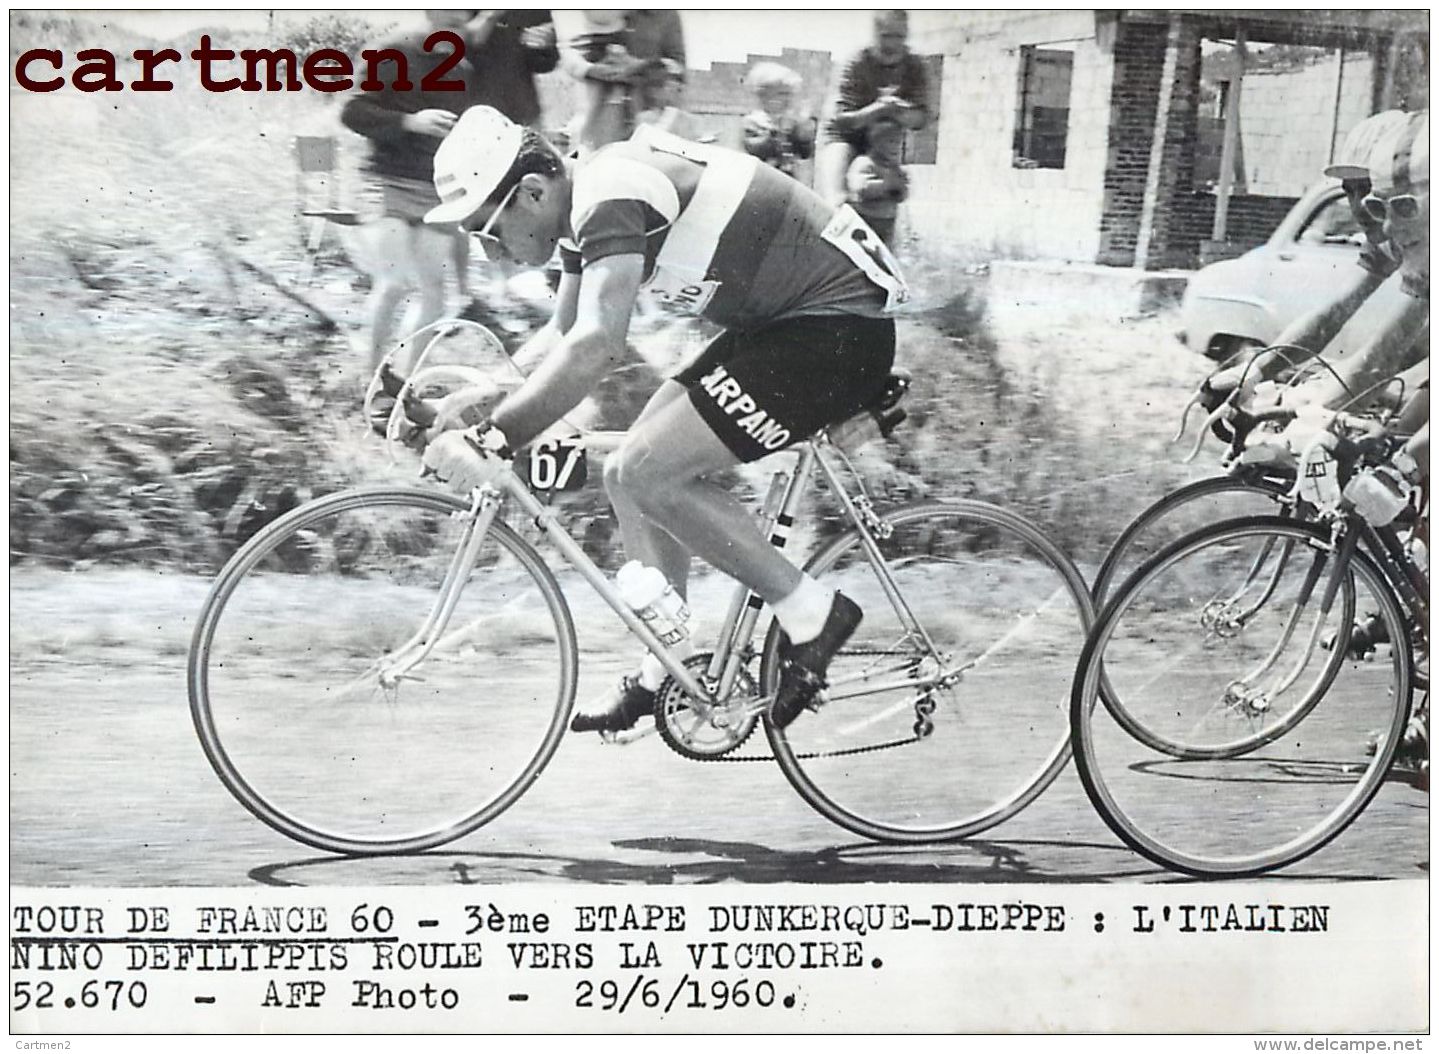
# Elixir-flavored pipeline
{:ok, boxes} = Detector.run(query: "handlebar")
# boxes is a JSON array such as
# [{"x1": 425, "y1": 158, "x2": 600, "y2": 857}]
[{"x1": 1174, "y1": 389, "x2": 1297, "y2": 464}]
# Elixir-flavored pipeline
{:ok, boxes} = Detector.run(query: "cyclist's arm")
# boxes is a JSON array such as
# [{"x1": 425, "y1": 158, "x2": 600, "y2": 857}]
[
  {"x1": 1214, "y1": 265, "x2": 1389, "y2": 390},
  {"x1": 508, "y1": 268, "x2": 581, "y2": 371},
  {"x1": 1392, "y1": 364, "x2": 1430, "y2": 436},
  {"x1": 1305, "y1": 293, "x2": 1430, "y2": 410},
  {"x1": 491, "y1": 254, "x2": 643, "y2": 448},
  {"x1": 1401, "y1": 421, "x2": 1429, "y2": 478}
]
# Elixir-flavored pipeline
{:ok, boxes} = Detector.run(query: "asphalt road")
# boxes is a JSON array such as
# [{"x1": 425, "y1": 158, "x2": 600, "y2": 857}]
[{"x1": 9, "y1": 570, "x2": 1428, "y2": 888}]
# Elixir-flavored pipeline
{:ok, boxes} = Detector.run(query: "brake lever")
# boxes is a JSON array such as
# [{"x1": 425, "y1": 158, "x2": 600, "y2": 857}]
[
  {"x1": 1173, "y1": 389, "x2": 1206, "y2": 444},
  {"x1": 1180, "y1": 401, "x2": 1236, "y2": 464}
]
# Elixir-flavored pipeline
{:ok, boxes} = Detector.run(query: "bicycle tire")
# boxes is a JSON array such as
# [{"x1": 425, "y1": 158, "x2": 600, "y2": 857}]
[
  {"x1": 759, "y1": 500, "x2": 1094, "y2": 842},
  {"x1": 188, "y1": 486, "x2": 578, "y2": 855},
  {"x1": 1092, "y1": 473, "x2": 1293, "y2": 604},
  {"x1": 1071, "y1": 515, "x2": 1413, "y2": 878}
]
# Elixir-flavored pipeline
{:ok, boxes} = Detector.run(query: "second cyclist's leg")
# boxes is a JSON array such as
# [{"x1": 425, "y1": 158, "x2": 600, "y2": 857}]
[{"x1": 407, "y1": 224, "x2": 462, "y2": 343}]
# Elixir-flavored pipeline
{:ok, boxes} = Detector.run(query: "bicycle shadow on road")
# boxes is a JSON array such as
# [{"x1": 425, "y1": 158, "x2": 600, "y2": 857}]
[{"x1": 247, "y1": 836, "x2": 1186, "y2": 886}]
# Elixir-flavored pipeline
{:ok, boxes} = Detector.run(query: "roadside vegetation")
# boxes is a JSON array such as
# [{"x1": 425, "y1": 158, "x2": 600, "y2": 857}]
[{"x1": 9, "y1": 13, "x2": 1208, "y2": 578}]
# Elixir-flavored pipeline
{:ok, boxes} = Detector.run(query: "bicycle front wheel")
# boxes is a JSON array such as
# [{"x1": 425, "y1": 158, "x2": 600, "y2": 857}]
[
  {"x1": 188, "y1": 487, "x2": 578, "y2": 855},
  {"x1": 760, "y1": 501, "x2": 1094, "y2": 842},
  {"x1": 1072, "y1": 516, "x2": 1412, "y2": 877},
  {"x1": 1092, "y1": 473, "x2": 1292, "y2": 604}
]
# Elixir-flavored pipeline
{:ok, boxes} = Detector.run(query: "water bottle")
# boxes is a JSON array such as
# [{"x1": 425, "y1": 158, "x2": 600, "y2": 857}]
[
  {"x1": 1297, "y1": 444, "x2": 1343, "y2": 510},
  {"x1": 616, "y1": 562, "x2": 690, "y2": 646},
  {"x1": 1344, "y1": 468, "x2": 1409, "y2": 527}
]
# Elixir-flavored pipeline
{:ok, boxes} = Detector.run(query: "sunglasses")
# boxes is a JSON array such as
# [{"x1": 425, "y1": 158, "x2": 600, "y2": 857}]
[
  {"x1": 464, "y1": 180, "x2": 521, "y2": 262},
  {"x1": 1360, "y1": 193, "x2": 1422, "y2": 223}
]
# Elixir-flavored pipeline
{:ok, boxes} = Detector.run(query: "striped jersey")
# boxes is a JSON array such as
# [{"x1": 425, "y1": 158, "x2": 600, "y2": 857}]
[{"x1": 558, "y1": 127, "x2": 906, "y2": 329}]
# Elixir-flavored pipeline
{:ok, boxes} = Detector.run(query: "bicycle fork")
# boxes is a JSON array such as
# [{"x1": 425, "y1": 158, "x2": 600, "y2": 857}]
[
  {"x1": 1221, "y1": 526, "x2": 1359, "y2": 716},
  {"x1": 377, "y1": 488, "x2": 503, "y2": 688}
]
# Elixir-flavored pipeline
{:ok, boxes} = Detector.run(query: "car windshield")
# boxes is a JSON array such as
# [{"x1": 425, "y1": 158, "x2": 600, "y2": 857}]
[{"x1": 1297, "y1": 194, "x2": 1363, "y2": 247}]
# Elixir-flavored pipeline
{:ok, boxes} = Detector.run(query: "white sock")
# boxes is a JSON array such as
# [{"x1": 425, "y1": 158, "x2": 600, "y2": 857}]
[
  {"x1": 771, "y1": 575, "x2": 836, "y2": 644},
  {"x1": 638, "y1": 640, "x2": 695, "y2": 692}
]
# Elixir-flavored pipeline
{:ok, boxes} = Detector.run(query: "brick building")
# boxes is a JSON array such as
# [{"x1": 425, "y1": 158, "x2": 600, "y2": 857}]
[{"x1": 904, "y1": 9, "x2": 1428, "y2": 269}]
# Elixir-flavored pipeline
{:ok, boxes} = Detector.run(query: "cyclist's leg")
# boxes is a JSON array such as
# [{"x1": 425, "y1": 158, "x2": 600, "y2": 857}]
[
  {"x1": 611, "y1": 394, "x2": 804, "y2": 602},
  {"x1": 614, "y1": 313, "x2": 892, "y2": 610},
  {"x1": 603, "y1": 381, "x2": 694, "y2": 594}
]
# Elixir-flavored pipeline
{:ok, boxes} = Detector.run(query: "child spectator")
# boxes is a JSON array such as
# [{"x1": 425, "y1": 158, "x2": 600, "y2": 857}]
[
  {"x1": 741, "y1": 61, "x2": 816, "y2": 178},
  {"x1": 817, "y1": 10, "x2": 929, "y2": 208},
  {"x1": 846, "y1": 115, "x2": 909, "y2": 246}
]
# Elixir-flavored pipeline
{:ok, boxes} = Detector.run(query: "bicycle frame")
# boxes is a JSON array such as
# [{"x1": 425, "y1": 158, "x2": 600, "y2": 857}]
[{"x1": 379, "y1": 432, "x2": 944, "y2": 714}]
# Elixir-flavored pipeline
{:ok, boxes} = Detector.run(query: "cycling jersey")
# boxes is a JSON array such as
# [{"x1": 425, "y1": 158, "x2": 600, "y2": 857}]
[{"x1": 557, "y1": 126, "x2": 908, "y2": 328}]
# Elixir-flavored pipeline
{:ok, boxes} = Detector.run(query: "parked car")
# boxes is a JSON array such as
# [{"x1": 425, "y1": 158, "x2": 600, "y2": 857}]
[{"x1": 1178, "y1": 179, "x2": 1412, "y2": 360}]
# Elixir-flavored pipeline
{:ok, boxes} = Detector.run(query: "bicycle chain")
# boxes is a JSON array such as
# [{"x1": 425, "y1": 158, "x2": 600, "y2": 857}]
[
  {"x1": 695, "y1": 733, "x2": 924, "y2": 763},
  {"x1": 661, "y1": 648, "x2": 933, "y2": 763}
]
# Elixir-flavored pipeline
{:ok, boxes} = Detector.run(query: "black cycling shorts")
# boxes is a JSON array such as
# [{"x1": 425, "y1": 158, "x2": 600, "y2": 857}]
[{"x1": 674, "y1": 313, "x2": 896, "y2": 462}]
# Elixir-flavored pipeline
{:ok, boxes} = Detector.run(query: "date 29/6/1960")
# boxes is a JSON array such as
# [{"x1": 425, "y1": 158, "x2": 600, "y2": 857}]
[{"x1": 576, "y1": 975, "x2": 792, "y2": 1015}]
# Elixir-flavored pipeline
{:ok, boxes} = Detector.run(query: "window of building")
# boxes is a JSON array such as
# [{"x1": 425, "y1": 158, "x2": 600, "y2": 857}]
[
  {"x1": 1195, "y1": 38, "x2": 1381, "y2": 197},
  {"x1": 1013, "y1": 42, "x2": 1075, "y2": 169}
]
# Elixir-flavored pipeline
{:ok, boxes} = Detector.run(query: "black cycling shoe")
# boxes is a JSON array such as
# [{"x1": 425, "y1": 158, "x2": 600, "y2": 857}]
[
  {"x1": 1322, "y1": 613, "x2": 1390, "y2": 660},
  {"x1": 769, "y1": 593, "x2": 863, "y2": 731},
  {"x1": 570, "y1": 676, "x2": 656, "y2": 734}
]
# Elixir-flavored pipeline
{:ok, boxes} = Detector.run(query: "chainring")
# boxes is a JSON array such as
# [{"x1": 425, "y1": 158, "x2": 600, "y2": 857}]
[{"x1": 653, "y1": 653, "x2": 762, "y2": 760}]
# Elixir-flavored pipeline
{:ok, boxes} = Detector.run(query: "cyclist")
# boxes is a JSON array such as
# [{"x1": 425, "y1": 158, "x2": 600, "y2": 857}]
[
  {"x1": 1202, "y1": 109, "x2": 1429, "y2": 413},
  {"x1": 1214, "y1": 110, "x2": 1430, "y2": 785},
  {"x1": 412, "y1": 106, "x2": 909, "y2": 733}
]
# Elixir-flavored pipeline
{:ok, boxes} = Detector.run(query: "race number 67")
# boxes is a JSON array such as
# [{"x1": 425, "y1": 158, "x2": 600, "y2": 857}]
[{"x1": 526, "y1": 437, "x2": 588, "y2": 492}]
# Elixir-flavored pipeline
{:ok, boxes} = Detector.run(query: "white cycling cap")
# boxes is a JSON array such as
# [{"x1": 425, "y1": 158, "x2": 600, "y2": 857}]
[
  {"x1": 1324, "y1": 110, "x2": 1414, "y2": 180},
  {"x1": 1366, "y1": 110, "x2": 1429, "y2": 195},
  {"x1": 425, "y1": 106, "x2": 526, "y2": 226}
]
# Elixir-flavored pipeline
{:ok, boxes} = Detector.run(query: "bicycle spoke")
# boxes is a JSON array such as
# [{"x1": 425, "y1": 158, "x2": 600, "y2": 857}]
[
  {"x1": 189, "y1": 488, "x2": 576, "y2": 854},
  {"x1": 764, "y1": 501, "x2": 1092, "y2": 842},
  {"x1": 1074, "y1": 517, "x2": 1411, "y2": 876}
]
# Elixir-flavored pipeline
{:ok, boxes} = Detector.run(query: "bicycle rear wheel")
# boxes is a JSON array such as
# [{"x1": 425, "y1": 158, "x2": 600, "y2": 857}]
[
  {"x1": 1072, "y1": 516, "x2": 1412, "y2": 877},
  {"x1": 188, "y1": 487, "x2": 577, "y2": 855},
  {"x1": 760, "y1": 501, "x2": 1093, "y2": 842}
]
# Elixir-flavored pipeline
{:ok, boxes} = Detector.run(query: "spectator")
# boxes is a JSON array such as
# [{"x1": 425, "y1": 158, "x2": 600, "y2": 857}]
[
  {"x1": 740, "y1": 61, "x2": 816, "y2": 178},
  {"x1": 341, "y1": 9, "x2": 558, "y2": 370},
  {"x1": 555, "y1": 10, "x2": 686, "y2": 151},
  {"x1": 551, "y1": 11, "x2": 635, "y2": 152},
  {"x1": 636, "y1": 58, "x2": 708, "y2": 141},
  {"x1": 816, "y1": 9, "x2": 929, "y2": 208},
  {"x1": 846, "y1": 115, "x2": 909, "y2": 245}
]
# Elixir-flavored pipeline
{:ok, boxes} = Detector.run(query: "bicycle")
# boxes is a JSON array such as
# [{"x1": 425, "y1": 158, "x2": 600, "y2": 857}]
[
  {"x1": 1070, "y1": 408, "x2": 1429, "y2": 877},
  {"x1": 187, "y1": 324, "x2": 1096, "y2": 855},
  {"x1": 1090, "y1": 347, "x2": 1353, "y2": 604}
]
